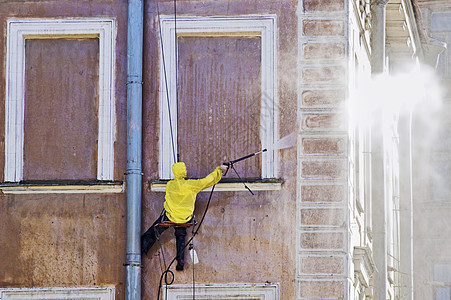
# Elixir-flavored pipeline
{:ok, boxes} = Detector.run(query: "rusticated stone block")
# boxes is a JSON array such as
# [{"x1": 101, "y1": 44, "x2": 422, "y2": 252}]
[
  {"x1": 303, "y1": 42, "x2": 345, "y2": 60},
  {"x1": 300, "y1": 231, "x2": 344, "y2": 249},
  {"x1": 303, "y1": 0, "x2": 345, "y2": 12},
  {"x1": 301, "y1": 160, "x2": 346, "y2": 179},
  {"x1": 302, "y1": 19, "x2": 345, "y2": 36},
  {"x1": 301, "y1": 113, "x2": 344, "y2": 131},
  {"x1": 301, "y1": 184, "x2": 345, "y2": 203},
  {"x1": 299, "y1": 280, "x2": 344, "y2": 298},
  {"x1": 301, "y1": 137, "x2": 345, "y2": 155},
  {"x1": 302, "y1": 65, "x2": 345, "y2": 84},
  {"x1": 301, "y1": 89, "x2": 345, "y2": 107},
  {"x1": 299, "y1": 256, "x2": 344, "y2": 275},
  {"x1": 300, "y1": 208, "x2": 345, "y2": 226}
]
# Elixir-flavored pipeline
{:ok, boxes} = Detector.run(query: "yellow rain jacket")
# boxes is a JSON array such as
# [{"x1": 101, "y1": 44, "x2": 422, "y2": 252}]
[{"x1": 164, "y1": 162, "x2": 223, "y2": 223}]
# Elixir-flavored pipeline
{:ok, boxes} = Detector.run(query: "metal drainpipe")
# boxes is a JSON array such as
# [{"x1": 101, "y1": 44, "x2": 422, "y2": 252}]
[
  {"x1": 370, "y1": 1, "x2": 389, "y2": 299},
  {"x1": 399, "y1": 109, "x2": 414, "y2": 300},
  {"x1": 125, "y1": 0, "x2": 144, "y2": 299},
  {"x1": 370, "y1": 0, "x2": 390, "y2": 74}
]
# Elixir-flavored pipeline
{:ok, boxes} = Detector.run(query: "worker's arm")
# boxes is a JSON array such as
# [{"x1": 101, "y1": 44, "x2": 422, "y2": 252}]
[{"x1": 191, "y1": 165, "x2": 227, "y2": 193}]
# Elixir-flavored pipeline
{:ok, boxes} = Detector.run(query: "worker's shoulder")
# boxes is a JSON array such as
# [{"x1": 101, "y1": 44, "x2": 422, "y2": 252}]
[{"x1": 168, "y1": 178, "x2": 199, "y2": 185}]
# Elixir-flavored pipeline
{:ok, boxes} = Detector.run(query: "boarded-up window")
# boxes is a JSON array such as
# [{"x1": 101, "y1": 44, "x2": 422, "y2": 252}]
[
  {"x1": 158, "y1": 16, "x2": 277, "y2": 180},
  {"x1": 177, "y1": 36, "x2": 262, "y2": 179},
  {"x1": 23, "y1": 39, "x2": 99, "y2": 180}
]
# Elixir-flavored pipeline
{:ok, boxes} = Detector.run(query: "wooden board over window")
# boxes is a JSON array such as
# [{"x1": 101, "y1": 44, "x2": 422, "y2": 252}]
[
  {"x1": 23, "y1": 38, "x2": 99, "y2": 181},
  {"x1": 158, "y1": 16, "x2": 277, "y2": 180},
  {"x1": 177, "y1": 36, "x2": 262, "y2": 179}
]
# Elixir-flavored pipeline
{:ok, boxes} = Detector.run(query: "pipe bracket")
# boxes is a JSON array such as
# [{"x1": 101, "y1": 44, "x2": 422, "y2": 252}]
[{"x1": 126, "y1": 81, "x2": 144, "y2": 85}]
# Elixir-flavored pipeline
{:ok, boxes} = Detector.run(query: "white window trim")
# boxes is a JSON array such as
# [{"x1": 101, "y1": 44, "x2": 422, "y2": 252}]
[
  {"x1": 0, "y1": 286, "x2": 115, "y2": 299},
  {"x1": 151, "y1": 180, "x2": 282, "y2": 192},
  {"x1": 164, "y1": 283, "x2": 279, "y2": 299},
  {"x1": 5, "y1": 18, "x2": 116, "y2": 182},
  {"x1": 158, "y1": 15, "x2": 278, "y2": 179},
  {"x1": 0, "y1": 182, "x2": 123, "y2": 194}
]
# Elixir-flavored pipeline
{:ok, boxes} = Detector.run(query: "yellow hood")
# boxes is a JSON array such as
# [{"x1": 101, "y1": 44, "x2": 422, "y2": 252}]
[{"x1": 172, "y1": 162, "x2": 187, "y2": 180}]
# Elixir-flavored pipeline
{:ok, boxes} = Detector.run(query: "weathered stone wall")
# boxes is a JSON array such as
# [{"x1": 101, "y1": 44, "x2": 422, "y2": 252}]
[
  {"x1": 0, "y1": 0, "x2": 325, "y2": 299},
  {"x1": 298, "y1": 0, "x2": 350, "y2": 298},
  {"x1": 141, "y1": 1, "x2": 299, "y2": 299},
  {"x1": 0, "y1": 1, "x2": 128, "y2": 299}
]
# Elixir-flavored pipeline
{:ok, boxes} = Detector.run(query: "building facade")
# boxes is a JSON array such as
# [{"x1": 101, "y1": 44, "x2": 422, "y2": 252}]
[
  {"x1": 0, "y1": 0, "x2": 446, "y2": 299},
  {"x1": 413, "y1": 1, "x2": 451, "y2": 299}
]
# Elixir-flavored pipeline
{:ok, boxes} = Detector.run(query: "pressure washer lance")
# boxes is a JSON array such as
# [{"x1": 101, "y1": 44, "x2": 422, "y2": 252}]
[{"x1": 223, "y1": 149, "x2": 267, "y2": 176}]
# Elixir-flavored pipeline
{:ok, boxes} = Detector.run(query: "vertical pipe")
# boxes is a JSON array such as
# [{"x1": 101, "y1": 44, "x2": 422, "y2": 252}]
[
  {"x1": 371, "y1": 109, "x2": 387, "y2": 300},
  {"x1": 399, "y1": 110, "x2": 414, "y2": 300},
  {"x1": 370, "y1": 0, "x2": 389, "y2": 74},
  {"x1": 125, "y1": 0, "x2": 144, "y2": 299},
  {"x1": 370, "y1": 0, "x2": 389, "y2": 299}
]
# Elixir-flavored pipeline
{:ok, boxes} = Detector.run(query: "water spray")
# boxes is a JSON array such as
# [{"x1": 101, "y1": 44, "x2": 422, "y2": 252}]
[{"x1": 270, "y1": 132, "x2": 296, "y2": 151}]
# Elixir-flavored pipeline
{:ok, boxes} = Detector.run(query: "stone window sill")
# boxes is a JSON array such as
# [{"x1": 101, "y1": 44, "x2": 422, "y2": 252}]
[
  {"x1": 150, "y1": 178, "x2": 283, "y2": 192},
  {"x1": 0, "y1": 181, "x2": 123, "y2": 194}
]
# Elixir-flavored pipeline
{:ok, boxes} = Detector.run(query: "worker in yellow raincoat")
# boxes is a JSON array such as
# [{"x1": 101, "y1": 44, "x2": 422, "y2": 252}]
[{"x1": 141, "y1": 162, "x2": 228, "y2": 270}]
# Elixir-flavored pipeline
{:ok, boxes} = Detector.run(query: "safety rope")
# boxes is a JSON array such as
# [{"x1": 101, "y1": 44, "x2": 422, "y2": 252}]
[
  {"x1": 156, "y1": 0, "x2": 177, "y2": 163},
  {"x1": 154, "y1": 0, "x2": 209, "y2": 298},
  {"x1": 156, "y1": 251, "x2": 164, "y2": 273},
  {"x1": 174, "y1": 0, "x2": 179, "y2": 159},
  {"x1": 190, "y1": 223, "x2": 196, "y2": 300},
  {"x1": 156, "y1": 228, "x2": 168, "y2": 271}
]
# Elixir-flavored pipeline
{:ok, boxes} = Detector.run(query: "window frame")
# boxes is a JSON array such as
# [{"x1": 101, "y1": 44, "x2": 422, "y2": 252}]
[
  {"x1": 5, "y1": 18, "x2": 116, "y2": 182},
  {"x1": 158, "y1": 15, "x2": 278, "y2": 180},
  {"x1": 164, "y1": 283, "x2": 279, "y2": 299},
  {"x1": 0, "y1": 286, "x2": 115, "y2": 300}
]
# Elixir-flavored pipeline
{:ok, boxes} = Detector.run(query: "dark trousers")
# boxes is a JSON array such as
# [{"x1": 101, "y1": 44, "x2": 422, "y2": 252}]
[{"x1": 141, "y1": 213, "x2": 188, "y2": 270}]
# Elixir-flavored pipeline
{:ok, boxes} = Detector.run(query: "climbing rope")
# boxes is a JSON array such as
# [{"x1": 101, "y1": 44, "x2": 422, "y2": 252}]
[
  {"x1": 173, "y1": 0, "x2": 179, "y2": 152},
  {"x1": 156, "y1": 0, "x2": 178, "y2": 163},
  {"x1": 156, "y1": 229, "x2": 174, "y2": 300},
  {"x1": 153, "y1": 0, "x2": 233, "y2": 297},
  {"x1": 156, "y1": 228, "x2": 168, "y2": 271},
  {"x1": 190, "y1": 223, "x2": 196, "y2": 300},
  {"x1": 155, "y1": 0, "x2": 198, "y2": 297}
]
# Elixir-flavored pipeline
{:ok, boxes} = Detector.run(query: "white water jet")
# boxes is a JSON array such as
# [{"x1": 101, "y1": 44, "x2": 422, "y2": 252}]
[{"x1": 266, "y1": 132, "x2": 296, "y2": 151}]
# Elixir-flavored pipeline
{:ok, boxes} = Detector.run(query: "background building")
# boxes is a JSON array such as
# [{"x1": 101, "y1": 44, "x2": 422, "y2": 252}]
[{"x1": 412, "y1": 1, "x2": 451, "y2": 299}]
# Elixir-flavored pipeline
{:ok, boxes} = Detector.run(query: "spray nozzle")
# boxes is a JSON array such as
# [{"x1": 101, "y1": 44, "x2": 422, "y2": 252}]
[
  {"x1": 223, "y1": 149, "x2": 267, "y2": 167},
  {"x1": 221, "y1": 149, "x2": 268, "y2": 195}
]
